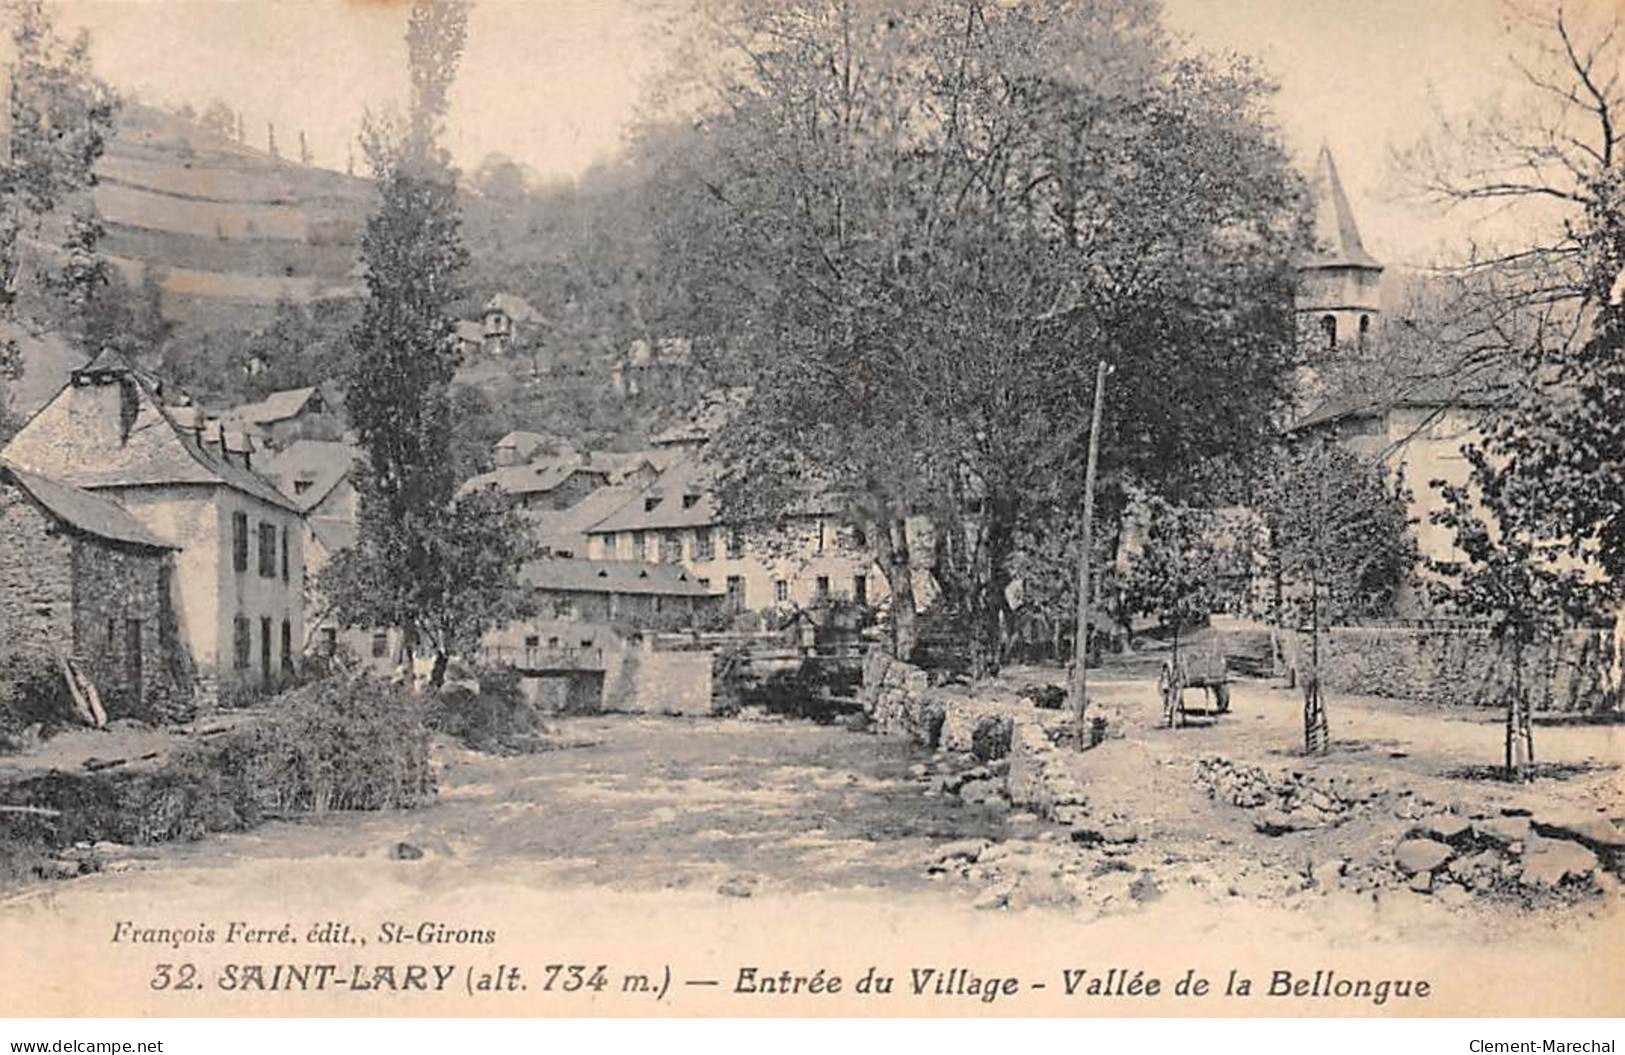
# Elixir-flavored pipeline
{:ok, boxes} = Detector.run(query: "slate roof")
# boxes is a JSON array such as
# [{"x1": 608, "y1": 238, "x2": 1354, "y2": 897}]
[
  {"x1": 1, "y1": 351, "x2": 300, "y2": 512},
  {"x1": 458, "y1": 458, "x2": 611, "y2": 500},
  {"x1": 1291, "y1": 373, "x2": 1510, "y2": 433},
  {"x1": 454, "y1": 320, "x2": 485, "y2": 345},
  {"x1": 585, "y1": 453, "x2": 840, "y2": 535},
  {"x1": 586, "y1": 448, "x2": 684, "y2": 481},
  {"x1": 262, "y1": 439, "x2": 357, "y2": 512},
  {"x1": 223, "y1": 386, "x2": 322, "y2": 426},
  {"x1": 0, "y1": 459, "x2": 176, "y2": 549},
  {"x1": 585, "y1": 456, "x2": 720, "y2": 533},
  {"x1": 494, "y1": 429, "x2": 574, "y2": 462},
  {"x1": 525, "y1": 484, "x2": 642, "y2": 555},
  {"x1": 1304, "y1": 145, "x2": 1382, "y2": 272},
  {"x1": 521, "y1": 556, "x2": 717, "y2": 597}
]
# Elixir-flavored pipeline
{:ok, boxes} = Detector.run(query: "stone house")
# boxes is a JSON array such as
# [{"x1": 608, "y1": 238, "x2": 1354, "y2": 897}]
[
  {"x1": 458, "y1": 458, "x2": 612, "y2": 512},
  {"x1": 1288, "y1": 379, "x2": 1503, "y2": 574},
  {"x1": 518, "y1": 555, "x2": 720, "y2": 626},
  {"x1": 481, "y1": 293, "x2": 542, "y2": 357},
  {"x1": 2, "y1": 351, "x2": 307, "y2": 705},
  {"x1": 492, "y1": 429, "x2": 576, "y2": 467},
  {"x1": 583, "y1": 455, "x2": 886, "y2": 614},
  {"x1": 220, "y1": 384, "x2": 341, "y2": 449},
  {"x1": 0, "y1": 460, "x2": 190, "y2": 722}
]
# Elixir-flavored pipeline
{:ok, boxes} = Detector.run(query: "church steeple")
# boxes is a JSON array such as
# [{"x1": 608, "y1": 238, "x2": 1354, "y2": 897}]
[{"x1": 1297, "y1": 144, "x2": 1383, "y2": 357}]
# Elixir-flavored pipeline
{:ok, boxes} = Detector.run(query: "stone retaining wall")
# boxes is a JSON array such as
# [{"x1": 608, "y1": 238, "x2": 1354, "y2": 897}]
[
  {"x1": 1285, "y1": 625, "x2": 1620, "y2": 713},
  {"x1": 860, "y1": 651, "x2": 1086, "y2": 821}
]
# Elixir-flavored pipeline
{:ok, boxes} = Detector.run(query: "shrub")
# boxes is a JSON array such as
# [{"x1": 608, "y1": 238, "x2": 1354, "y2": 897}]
[
  {"x1": 426, "y1": 663, "x2": 547, "y2": 754},
  {"x1": 0, "y1": 648, "x2": 74, "y2": 749},
  {"x1": 232, "y1": 675, "x2": 436, "y2": 813},
  {"x1": 1021, "y1": 683, "x2": 1067, "y2": 710},
  {"x1": 739, "y1": 661, "x2": 860, "y2": 724}
]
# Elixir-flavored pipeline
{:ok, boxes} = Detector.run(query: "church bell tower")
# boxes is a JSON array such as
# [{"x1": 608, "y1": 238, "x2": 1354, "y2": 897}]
[{"x1": 1297, "y1": 144, "x2": 1383, "y2": 360}]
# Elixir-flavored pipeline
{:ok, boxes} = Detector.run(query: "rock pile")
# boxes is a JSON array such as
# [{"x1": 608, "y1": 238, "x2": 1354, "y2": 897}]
[
  {"x1": 1385, "y1": 810, "x2": 1620, "y2": 900},
  {"x1": 1196, "y1": 757, "x2": 1381, "y2": 834}
]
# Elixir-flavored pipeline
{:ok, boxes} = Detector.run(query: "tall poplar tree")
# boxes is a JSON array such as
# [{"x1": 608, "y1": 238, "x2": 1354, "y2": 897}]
[{"x1": 326, "y1": 0, "x2": 534, "y2": 684}]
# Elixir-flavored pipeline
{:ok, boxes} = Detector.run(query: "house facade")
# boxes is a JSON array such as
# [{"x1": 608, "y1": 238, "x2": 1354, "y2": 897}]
[
  {"x1": 220, "y1": 385, "x2": 341, "y2": 449},
  {"x1": 0, "y1": 461, "x2": 190, "y2": 722},
  {"x1": 2, "y1": 351, "x2": 306, "y2": 705},
  {"x1": 582, "y1": 456, "x2": 885, "y2": 615}
]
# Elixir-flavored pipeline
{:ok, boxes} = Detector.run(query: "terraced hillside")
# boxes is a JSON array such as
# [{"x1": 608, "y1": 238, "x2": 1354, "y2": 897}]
[{"x1": 90, "y1": 103, "x2": 372, "y2": 330}]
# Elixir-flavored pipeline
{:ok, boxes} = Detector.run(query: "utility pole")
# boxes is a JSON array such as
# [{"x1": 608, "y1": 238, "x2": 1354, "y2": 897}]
[{"x1": 1070, "y1": 358, "x2": 1110, "y2": 740}]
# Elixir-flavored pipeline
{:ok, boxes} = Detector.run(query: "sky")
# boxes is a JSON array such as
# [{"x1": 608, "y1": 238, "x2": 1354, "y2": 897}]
[{"x1": 49, "y1": 0, "x2": 1599, "y2": 270}]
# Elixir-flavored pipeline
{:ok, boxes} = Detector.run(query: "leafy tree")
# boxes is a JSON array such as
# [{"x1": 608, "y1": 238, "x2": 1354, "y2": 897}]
[
  {"x1": 1428, "y1": 462, "x2": 1610, "y2": 780},
  {"x1": 645, "y1": 0, "x2": 1305, "y2": 673},
  {"x1": 1395, "y1": 3, "x2": 1624, "y2": 773},
  {"x1": 1258, "y1": 438, "x2": 1416, "y2": 753},
  {"x1": 319, "y1": 487, "x2": 535, "y2": 680},
  {"x1": 333, "y1": 0, "x2": 533, "y2": 685},
  {"x1": 199, "y1": 98, "x2": 236, "y2": 140},
  {"x1": 1119, "y1": 491, "x2": 1225, "y2": 659},
  {"x1": 0, "y1": 0, "x2": 117, "y2": 433},
  {"x1": 471, "y1": 152, "x2": 533, "y2": 200}
]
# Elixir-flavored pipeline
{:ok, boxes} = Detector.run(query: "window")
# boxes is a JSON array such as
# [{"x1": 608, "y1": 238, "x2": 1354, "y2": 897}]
[
  {"x1": 697, "y1": 578, "x2": 710, "y2": 590},
  {"x1": 815, "y1": 575, "x2": 831, "y2": 602},
  {"x1": 258, "y1": 522, "x2": 277, "y2": 578},
  {"x1": 105, "y1": 617, "x2": 117, "y2": 655},
  {"x1": 371, "y1": 631, "x2": 388, "y2": 659},
  {"x1": 817, "y1": 519, "x2": 826, "y2": 553},
  {"x1": 726, "y1": 529, "x2": 743, "y2": 560},
  {"x1": 321, "y1": 627, "x2": 337, "y2": 656},
  {"x1": 853, "y1": 574, "x2": 868, "y2": 605},
  {"x1": 280, "y1": 619, "x2": 293, "y2": 672},
  {"x1": 233, "y1": 616, "x2": 251, "y2": 670},
  {"x1": 661, "y1": 530, "x2": 682, "y2": 563},
  {"x1": 725, "y1": 575, "x2": 745, "y2": 611},
  {"x1": 281, "y1": 527, "x2": 289, "y2": 582},
  {"x1": 694, "y1": 527, "x2": 714, "y2": 561},
  {"x1": 260, "y1": 617, "x2": 272, "y2": 683},
  {"x1": 773, "y1": 579, "x2": 789, "y2": 604},
  {"x1": 232, "y1": 512, "x2": 249, "y2": 573},
  {"x1": 631, "y1": 530, "x2": 646, "y2": 559},
  {"x1": 548, "y1": 636, "x2": 560, "y2": 649},
  {"x1": 644, "y1": 497, "x2": 660, "y2": 513},
  {"x1": 1319, "y1": 314, "x2": 1337, "y2": 351},
  {"x1": 293, "y1": 479, "x2": 313, "y2": 495},
  {"x1": 1358, "y1": 313, "x2": 1371, "y2": 349},
  {"x1": 682, "y1": 493, "x2": 700, "y2": 509},
  {"x1": 524, "y1": 634, "x2": 540, "y2": 649}
]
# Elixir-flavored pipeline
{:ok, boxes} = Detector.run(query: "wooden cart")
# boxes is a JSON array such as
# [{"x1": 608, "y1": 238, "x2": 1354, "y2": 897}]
[{"x1": 1159, "y1": 638, "x2": 1232, "y2": 727}]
